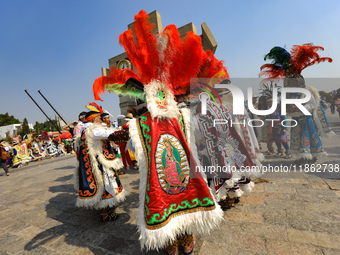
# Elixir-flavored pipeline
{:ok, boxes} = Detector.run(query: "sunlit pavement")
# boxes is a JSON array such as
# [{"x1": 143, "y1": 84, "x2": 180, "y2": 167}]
[{"x1": 0, "y1": 108, "x2": 339, "y2": 254}]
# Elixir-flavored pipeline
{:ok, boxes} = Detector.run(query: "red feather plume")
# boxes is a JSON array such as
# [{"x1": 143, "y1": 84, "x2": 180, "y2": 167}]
[
  {"x1": 168, "y1": 31, "x2": 204, "y2": 95},
  {"x1": 290, "y1": 43, "x2": 333, "y2": 74},
  {"x1": 93, "y1": 10, "x2": 230, "y2": 99},
  {"x1": 199, "y1": 50, "x2": 229, "y2": 79},
  {"x1": 260, "y1": 43, "x2": 332, "y2": 80},
  {"x1": 158, "y1": 24, "x2": 182, "y2": 78},
  {"x1": 259, "y1": 64, "x2": 286, "y2": 80}
]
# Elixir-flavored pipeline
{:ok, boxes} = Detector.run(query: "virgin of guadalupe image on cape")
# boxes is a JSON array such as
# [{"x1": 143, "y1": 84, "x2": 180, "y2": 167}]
[
  {"x1": 162, "y1": 138, "x2": 185, "y2": 194},
  {"x1": 155, "y1": 134, "x2": 190, "y2": 195}
]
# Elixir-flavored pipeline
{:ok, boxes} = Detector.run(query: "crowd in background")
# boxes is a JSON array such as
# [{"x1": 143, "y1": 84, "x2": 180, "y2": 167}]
[{"x1": 0, "y1": 110, "x2": 135, "y2": 176}]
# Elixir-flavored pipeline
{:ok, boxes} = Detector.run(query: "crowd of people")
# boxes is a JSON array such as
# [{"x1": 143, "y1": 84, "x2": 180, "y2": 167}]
[
  {"x1": 248, "y1": 83, "x2": 334, "y2": 164},
  {"x1": 248, "y1": 94, "x2": 292, "y2": 160},
  {"x1": 0, "y1": 109, "x2": 136, "y2": 177},
  {"x1": 0, "y1": 131, "x2": 71, "y2": 175}
]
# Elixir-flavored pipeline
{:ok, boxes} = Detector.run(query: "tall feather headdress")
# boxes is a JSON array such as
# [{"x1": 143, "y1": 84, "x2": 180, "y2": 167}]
[
  {"x1": 260, "y1": 43, "x2": 332, "y2": 80},
  {"x1": 92, "y1": 10, "x2": 229, "y2": 101}
]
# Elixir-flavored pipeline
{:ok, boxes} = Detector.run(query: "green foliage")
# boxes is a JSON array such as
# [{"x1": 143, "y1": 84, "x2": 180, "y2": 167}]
[
  {"x1": 33, "y1": 119, "x2": 60, "y2": 134},
  {"x1": 0, "y1": 113, "x2": 20, "y2": 127},
  {"x1": 34, "y1": 121, "x2": 41, "y2": 134},
  {"x1": 1, "y1": 112, "x2": 61, "y2": 138},
  {"x1": 19, "y1": 118, "x2": 31, "y2": 138}
]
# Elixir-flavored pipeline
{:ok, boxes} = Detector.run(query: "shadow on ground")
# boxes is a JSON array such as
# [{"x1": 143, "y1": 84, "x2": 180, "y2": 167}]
[{"x1": 23, "y1": 173, "x2": 161, "y2": 254}]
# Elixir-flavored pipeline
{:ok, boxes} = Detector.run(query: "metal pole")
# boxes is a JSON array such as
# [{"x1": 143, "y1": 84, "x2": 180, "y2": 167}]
[
  {"x1": 38, "y1": 90, "x2": 68, "y2": 125},
  {"x1": 24, "y1": 90, "x2": 62, "y2": 134}
]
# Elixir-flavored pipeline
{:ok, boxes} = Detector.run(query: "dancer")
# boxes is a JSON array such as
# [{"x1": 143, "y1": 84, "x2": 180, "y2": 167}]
[
  {"x1": 192, "y1": 78, "x2": 259, "y2": 210},
  {"x1": 74, "y1": 103, "x2": 126, "y2": 221},
  {"x1": 92, "y1": 10, "x2": 223, "y2": 254},
  {"x1": 260, "y1": 44, "x2": 333, "y2": 163},
  {"x1": 11, "y1": 142, "x2": 22, "y2": 168}
]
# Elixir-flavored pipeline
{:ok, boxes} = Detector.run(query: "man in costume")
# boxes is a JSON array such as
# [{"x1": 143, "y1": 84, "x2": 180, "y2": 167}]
[
  {"x1": 28, "y1": 141, "x2": 43, "y2": 161},
  {"x1": 101, "y1": 111, "x2": 125, "y2": 175},
  {"x1": 92, "y1": 10, "x2": 223, "y2": 254},
  {"x1": 45, "y1": 138, "x2": 58, "y2": 158},
  {"x1": 11, "y1": 141, "x2": 23, "y2": 168},
  {"x1": 56, "y1": 140, "x2": 67, "y2": 157},
  {"x1": 191, "y1": 80, "x2": 259, "y2": 210},
  {"x1": 40, "y1": 132, "x2": 57, "y2": 158},
  {"x1": 260, "y1": 44, "x2": 334, "y2": 163},
  {"x1": 14, "y1": 141, "x2": 31, "y2": 164},
  {"x1": 74, "y1": 103, "x2": 126, "y2": 221},
  {"x1": 112, "y1": 113, "x2": 134, "y2": 172},
  {"x1": 216, "y1": 80, "x2": 265, "y2": 167}
]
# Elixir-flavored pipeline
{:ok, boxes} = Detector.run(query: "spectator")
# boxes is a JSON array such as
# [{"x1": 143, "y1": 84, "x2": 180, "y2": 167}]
[
  {"x1": 73, "y1": 111, "x2": 87, "y2": 137},
  {"x1": 330, "y1": 95, "x2": 335, "y2": 114},
  {"x1": 0, "y1": 144, "x2": 10, "y2": 176},
  {"x1": 62, "y1": 121, "x2": 78, "y2": 136}
]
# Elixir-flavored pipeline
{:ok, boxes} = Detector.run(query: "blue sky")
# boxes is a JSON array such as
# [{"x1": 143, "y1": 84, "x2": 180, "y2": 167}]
[{"x1": 1, "y1": 0, "x2": 339, "y2": 124}]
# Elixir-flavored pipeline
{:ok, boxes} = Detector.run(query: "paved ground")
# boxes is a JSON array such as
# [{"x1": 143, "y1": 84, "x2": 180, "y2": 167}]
[{"x1": 0, "y1": 109, "x2": 339, "y2": 255}]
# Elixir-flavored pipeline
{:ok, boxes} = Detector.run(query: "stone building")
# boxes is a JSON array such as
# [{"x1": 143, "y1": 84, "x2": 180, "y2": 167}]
[{"x1": 101, "y1": 10, "x2": 218, "y2": 118}]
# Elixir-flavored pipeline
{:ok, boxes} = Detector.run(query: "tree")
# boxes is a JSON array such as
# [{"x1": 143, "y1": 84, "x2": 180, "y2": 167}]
[
  {"x1": 55, "y1": 116, "x2": 61, "y2": 132},
  {"x1": 37, "y1": 119, "x2": 60, "y2": 133},
  {"x1": 19, "y1": 118, "x2": 31, "y2": 138},
  {"x1": 31, "y1": 117, "x2": 61, "y2": 135},
  {"x1": 0, "y1": 113, "x2": 20, "y2": 126},
  {"x1": 34, "y1": 121, "x2": 39, "y2": 134}
]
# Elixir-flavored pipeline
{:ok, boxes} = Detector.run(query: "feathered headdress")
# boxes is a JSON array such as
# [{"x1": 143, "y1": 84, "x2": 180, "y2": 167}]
[
  {"x1": 85, "y1": 102, "x2": 103, "y2": 114},
  {"x1": 260, "y1": 43, "x2": 332, "y2": 80},
  {"x1": 93, "y1": 10, "x2": 229, "y2": 101}
]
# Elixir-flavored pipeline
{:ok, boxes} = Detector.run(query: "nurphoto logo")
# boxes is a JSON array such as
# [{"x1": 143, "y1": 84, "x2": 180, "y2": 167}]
[{"x1": 199, "y1": 83, "x2": 312, "y2": 128}]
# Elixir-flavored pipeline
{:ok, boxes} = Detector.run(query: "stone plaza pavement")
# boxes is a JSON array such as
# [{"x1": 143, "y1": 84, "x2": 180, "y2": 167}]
[{"x1": 0, "y1": 109, "x2": 339, "y2": 255}]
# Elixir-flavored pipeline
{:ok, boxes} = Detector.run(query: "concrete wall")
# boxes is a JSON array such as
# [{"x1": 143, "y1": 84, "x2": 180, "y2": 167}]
[{"x1": 0, "y1": 123, "x2": 34, "y2": 139}]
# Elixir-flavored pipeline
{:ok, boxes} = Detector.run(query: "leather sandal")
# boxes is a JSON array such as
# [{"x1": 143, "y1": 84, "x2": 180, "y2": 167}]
[
  {"x1": 183, "y1": 235, "x2": 196, "y2": 254},
  {"x1": 165, "y1": 244, "x2": 179, "y2": 255}
]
